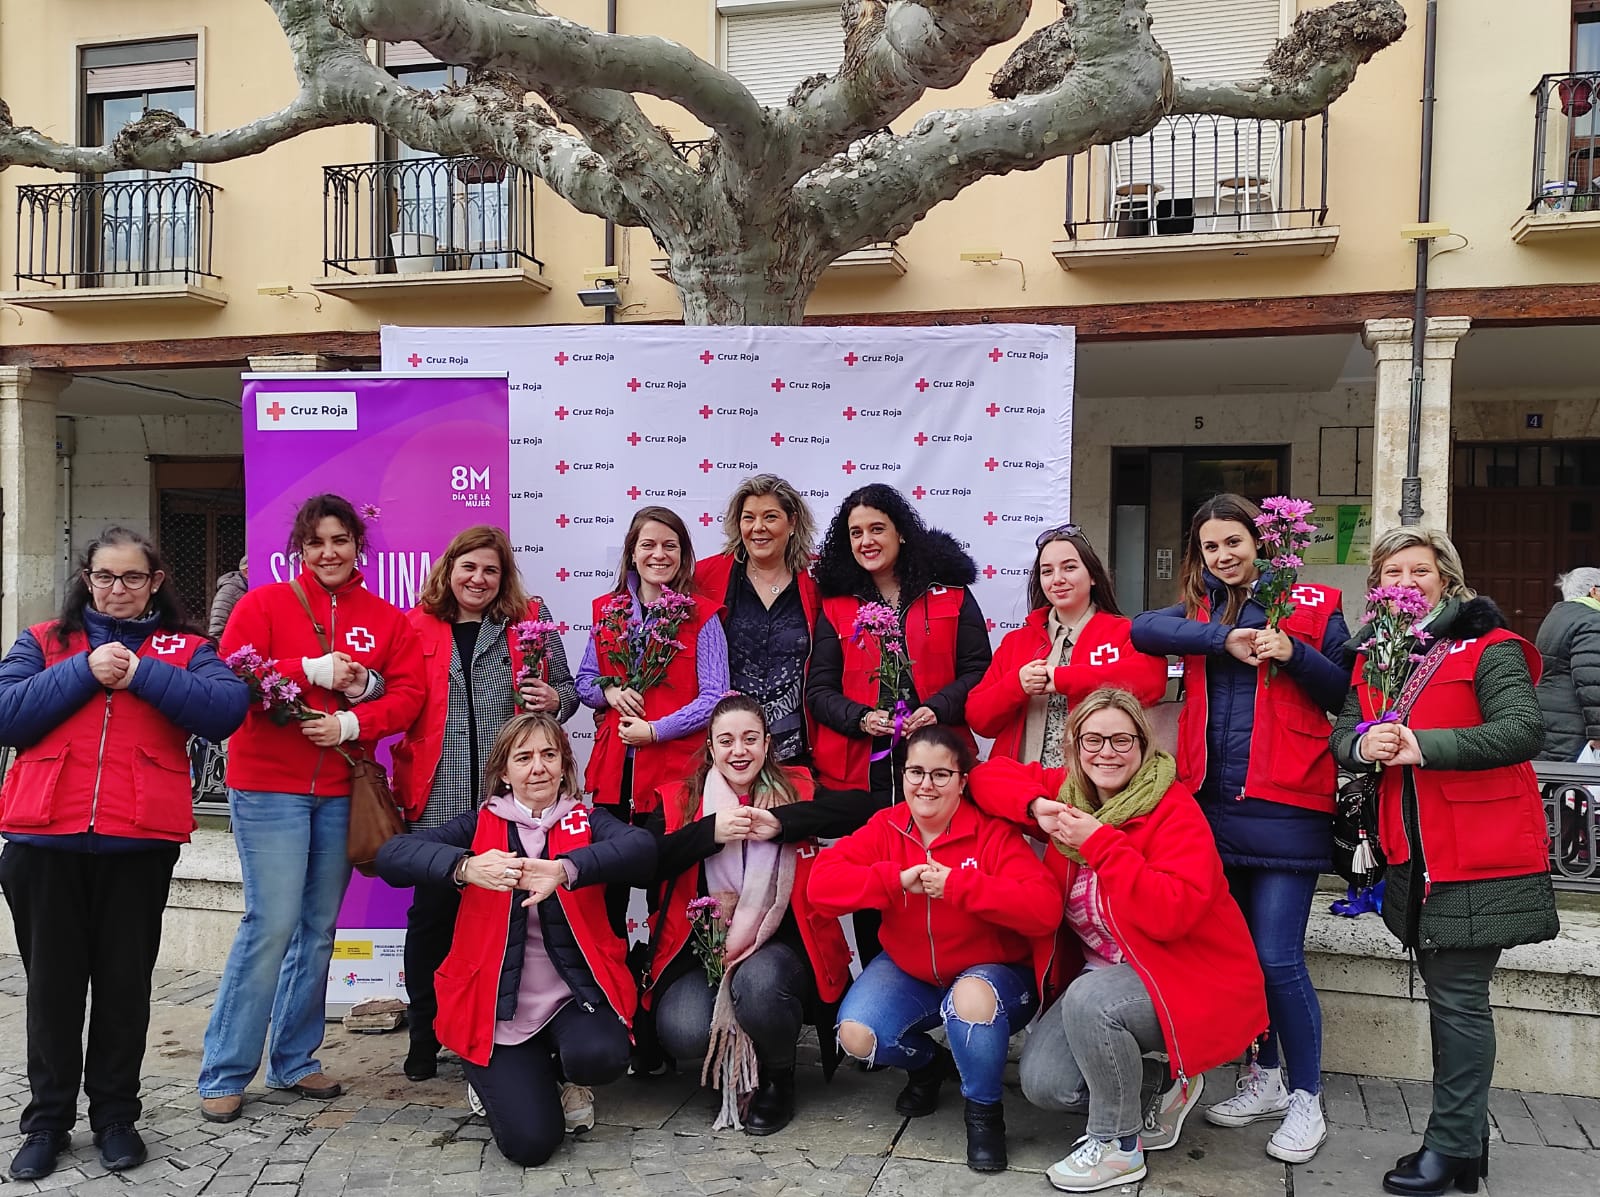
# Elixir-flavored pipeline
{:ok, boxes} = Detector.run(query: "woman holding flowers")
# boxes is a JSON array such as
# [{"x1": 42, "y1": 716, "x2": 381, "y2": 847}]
[
  {"x1": 696, "y1": 475, "x2": 821, "y2": 766},
  {"x1": 971, "y1": 688, "x2": 1267, "y2": 1193},
  {"x1": 0, "y1": 528, "x2": 247, "y2": 1182},
  {"x1": 1130, "y1": 493, "x2": 1348, "y2": 1164},
  {"x1": 1331, "y1": 528, "x2": 1556, "y2": 1197},
  {"x1": 376, "y1": 714, "x2": 655, "y2": 1167},
  {"x1": 643, "y1": 694, "x2": 851, "y2": 1136},
  {"x1": 391, "y1": 524, "x2": 578, "y2": 1082},
  {"x1": 809, "y1": 726, "x2": 1060, "y2": 1173},
  {"x1": 198, "y1": 495, "x2": 424, "y2": 1125},
  {"x1": 968, "y1": 523, "x2": 1167, "y2": 764},
  {"x1": 575, "y1": 506, "x2": 727, "y2": 939}
]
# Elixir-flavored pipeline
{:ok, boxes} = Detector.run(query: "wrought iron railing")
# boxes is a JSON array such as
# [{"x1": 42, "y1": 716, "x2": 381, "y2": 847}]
[
  {"x1": 1063, "y1": 112, "x2": 1330, "y2": 240},
  {"x1": 1529, "y1": 71, "x2": 1600, "y2": 213},
  {"x1": 322, "y1": 155, "x2": 541, "y2": 275},
  {"x1": 13, "y1": 176, "x2": 219, "y2": 287},
  {"x1": 1535, "y1": 760, "x2": 1600, "y2": 892}
]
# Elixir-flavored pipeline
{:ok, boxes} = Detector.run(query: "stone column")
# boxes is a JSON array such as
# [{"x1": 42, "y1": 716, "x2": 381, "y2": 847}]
[
  {"x1": 0, "y1": 366, "x2": 68, "y2": 646},
  {"x1": 1362, "y1": 316, "x2": 1471, "y2": 538},
  {"x1": 245, "y1": 353, "x2": 339, "y2": 373}
]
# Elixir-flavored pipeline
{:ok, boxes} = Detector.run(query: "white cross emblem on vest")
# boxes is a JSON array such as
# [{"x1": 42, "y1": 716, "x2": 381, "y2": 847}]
[
  {"x1": 961, "y1": 857, "x2": 978, "y2": 869},
  {"x1": 559, "y1": 807, "x2": 590, "y2": 836},
  {"x1": 1289, "y1": 586, "x2": 1325, "y2": 608},
  {"x1": 150, "y1": 634, "x2": 185, "y2": 655},
  {"x1": 1448, "y1": 638, "x2": 1478, "y2": 655},
  {"x1": 797, "y1": 843, "x2": 817, "y2": 859},
  {"x1": 1089, "y1": 644, "x2": 1120, "y2": 667},
  {"x1": 344, "y1": 626, "x2": 376, "y2": 653}
]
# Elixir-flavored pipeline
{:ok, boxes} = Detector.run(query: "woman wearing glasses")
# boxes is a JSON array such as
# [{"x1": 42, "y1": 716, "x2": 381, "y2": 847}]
[
  {"x1": 0, "y1": 528, "x2": 249, "y2": 1182},
  {"x1": 808, "y1": 727, "x2": 1060, "y2": 1174},
  {"x1": 1130, "y1": 494, "x2": 1349, "y2": 1165},
  {"x1": 968, "y1": 524, "x2": 1167, "y2": 764},
  {"x1": 970, "y1": 689, "x2": 1266, "y2": 1193}
]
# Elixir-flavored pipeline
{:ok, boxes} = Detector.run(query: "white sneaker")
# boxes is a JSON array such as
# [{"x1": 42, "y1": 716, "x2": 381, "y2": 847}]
[
  {"x1": 465, "y1": 1082, "x2": 485, "y2": 1117},
  {"x1": 1142, "y1": 1073, "x2": 1204, "y2": 1152},
  {"x1": 1265, "y1": 1089, "x2": 1327, "y2": 1163},
  {"x1": 1204, "y1": 1063, "x2": 1289, "y2": 1127},
  {"x1": 1047, "y1": 1135, "x2": 1147, "y2": 1192},
  {"x1": 560, "y1": 1082, "x2": 595, "y2": 1135}
]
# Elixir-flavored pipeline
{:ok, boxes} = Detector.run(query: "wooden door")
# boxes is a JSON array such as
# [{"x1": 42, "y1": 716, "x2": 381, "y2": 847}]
[{"x1": 1454, "y1": 488, "x2": 1594, "y2": 640}]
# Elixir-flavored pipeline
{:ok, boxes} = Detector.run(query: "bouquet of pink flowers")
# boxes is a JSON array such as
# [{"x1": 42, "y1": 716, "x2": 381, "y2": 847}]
[
  {"x1": 224, "y1": 645, "x2": 318, "y2": 726},
  {"x1": 634, "y1": 588, "x2": 697, "y2": 692},
  {"x1": 512, "y1": 618, "x2": 561, "y2": 711},
  {"x1": 852, "y1": 602, "x2": 914, "y2": 703},
  {"x1": 1252, "y1": 496, "x2": 1318, "y2": 630},
  {"x1": 1358, "y1": 585, "x2": 1435, "y2": 724},
  {"x1": 687, "y1": 895, "x2": 730, "y2": 987}
]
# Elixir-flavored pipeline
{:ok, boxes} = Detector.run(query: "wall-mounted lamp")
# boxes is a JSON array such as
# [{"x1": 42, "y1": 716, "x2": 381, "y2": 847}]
[
  {"x1": 257, "y1": 283, "x2": 323, "y2": 312},
  {"x1": 578, "y1": 267, "x2": 622, "y2": 307},
  {"x1": 959, "y1": 248, "x2": 1026, "y2": 291}
]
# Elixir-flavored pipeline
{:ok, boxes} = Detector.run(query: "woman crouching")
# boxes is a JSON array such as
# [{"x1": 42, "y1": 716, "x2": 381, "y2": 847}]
[
  {"x1": 644, "y1": 693, "x2": 852, "y2": 1134},
  {"x1": 972, "y1": 688, "x2": 1267, "y2": 1192},
  {"x1": 375, "y1": 714, "x2": 655, "y2": 1166},
  {"x1": 807, "y1": 727, "x2": 1062, "y2": 1172}
]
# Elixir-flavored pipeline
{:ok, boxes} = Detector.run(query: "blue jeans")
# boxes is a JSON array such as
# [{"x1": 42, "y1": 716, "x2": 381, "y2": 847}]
[
  {"x1": 198, "y1": 790, "x2": 352, "y2": 1097},
  {"x1": 1225, "y1": 866, "x2": 1322, "y2": 1094},
  {"x1": 837, "y1": 954, "x2": 1035, "y2": 1104}
]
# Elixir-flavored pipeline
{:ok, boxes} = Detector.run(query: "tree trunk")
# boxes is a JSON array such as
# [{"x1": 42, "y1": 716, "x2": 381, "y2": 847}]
[{"x1": 665, "y1": 247, "x2": 819, "y2": 326}]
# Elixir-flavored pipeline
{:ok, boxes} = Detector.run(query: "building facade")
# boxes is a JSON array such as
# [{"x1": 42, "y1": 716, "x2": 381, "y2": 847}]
[{"x1": 1, "y1": 0, "x2": 1598, "y2": 643}]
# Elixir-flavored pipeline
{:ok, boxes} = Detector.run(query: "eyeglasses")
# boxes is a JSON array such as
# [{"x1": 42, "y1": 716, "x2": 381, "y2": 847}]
[
  {"x1": 1036, "y1": 523, "x2": 1087, "y2": 549},
  {"x1": 85, "y1": 570, "x2": 154, "y2": 591},
  {"x1": 1076, "y1": 732, "x2": 1142, "y2": 754},
  {"x1": 903, "y1": 766, "x2": 961, "y2": 787}
]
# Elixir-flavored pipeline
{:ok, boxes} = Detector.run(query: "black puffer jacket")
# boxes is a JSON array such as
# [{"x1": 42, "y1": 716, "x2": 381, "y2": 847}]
[{"x1": 1533, "y1": 598, "x2": 1600, "y2": 761}]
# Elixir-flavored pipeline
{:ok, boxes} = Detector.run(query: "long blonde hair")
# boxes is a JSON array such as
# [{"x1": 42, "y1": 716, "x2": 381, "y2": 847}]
[
  {"x1": 719, "y1": 474, "x2": 817, "y2": 576},
  {"x1": 1064, "y1": 688, "x2": 1156, "y2": 804},
  {"x1": 1366, "y1": 527, "x2": 1475, "y2": 601}
]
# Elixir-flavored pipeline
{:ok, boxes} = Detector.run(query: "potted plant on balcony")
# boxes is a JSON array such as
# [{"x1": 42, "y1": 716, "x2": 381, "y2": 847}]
[{"x1": 454, "y1": 156, "x2": 507, "y2": 185}]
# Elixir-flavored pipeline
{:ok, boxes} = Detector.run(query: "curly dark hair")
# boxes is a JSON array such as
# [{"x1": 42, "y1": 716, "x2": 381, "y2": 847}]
[{"x1": 813, "y1": 484, "x2": 970, "y2": 602}]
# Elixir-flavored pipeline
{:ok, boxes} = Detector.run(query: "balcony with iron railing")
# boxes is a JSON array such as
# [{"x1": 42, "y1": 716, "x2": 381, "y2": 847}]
[
  {"x1": 314, "y1": 154, "x2": 549, "y2": 299},
  {"x1": 3, "y1": 175, "x2": 226, "y2": 310},
  {"x1": 1052, "y1": 112, "x2": 1338, "y2": 269},
  {"x1": 1514, "y1": 71, "x2": 1600, "y2": 243}
]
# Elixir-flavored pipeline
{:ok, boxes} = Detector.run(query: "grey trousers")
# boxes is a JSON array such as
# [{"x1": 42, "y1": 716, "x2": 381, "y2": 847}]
[
  {"x1": 1018, "y1": 963, "x2": 1168, "y2": 1141},
  {"x1": 1417, "y1": 946, "x2": 1501, "y2": 1159}
]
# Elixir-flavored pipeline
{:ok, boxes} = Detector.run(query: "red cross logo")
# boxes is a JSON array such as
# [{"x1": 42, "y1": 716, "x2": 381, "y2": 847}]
[
  {"x1": 554, "y1": 352, "x2": 568, "y2": 366},
  {"x1": 981, "y1": 565, "x2": 997, "y2": 580},
  {"x1": 150, "y1": 634, "x2": 185, "y2": 655},
  {"x1": 914, "y1": 432, "x2": 928, "y2": 446},
  {"x1": 771, "y1": 433, "x2": 785, "y2": 447},
  {"x1": 961, "y1": 857, "x2": 978, "y2": 869},
  {"x1": 555, "y1": 567, "x2": 571, "y2": 582},
  {"x1": 1449, "y1": 638, "x2": 1478, "y2": 655},
  {"x1": 626, "y1": 378, "x2": 642, "y2": 392},
  {"x1": 841, "y1": 460, "x2": 857, "y2": 474},
  {"x1": 1289, "y1": 586, "x2": 1325, "y2": 608},
  {"x1": 699, "y1": 512, "x2": 714, "y2": 527},
  {"x1": 406, "y1": 353, "x2": 421, "y2": 368},
  {"x1": 555, "y1": 514, "x2": 570, "y2": 529},
  {"x1": 699, "y1": 405, "x2": 713, "y2": 420},
  {"x1": 912, "y1": 486, "x2": 927, "y2": 500},
  {"x1": 345, "y1": 627, "x2": 376, "y2": 653},
  {"x1": 771, "y1": 378, "x2": 785, "y2": 393},
  {"x1": 914, "y1": 378, "x2": 930, "y2": 393},
  {"x1": 842, "y1": 406, "x2": 857, "y2": 421},
  {"x1": 843, "y1": 352, "x2": 858, "y2": 366},
  {"x1": 797, "y1": 843, "x2": 817, "y2": 859},
  {"x1": 698, "y1": 459, "x2": 714, "y2": 474},
  {"x1": 559, "y1": 807, "x2": 590, "y2": 836},
  {"x1": 699, "y1": 350, "x2": 714, "y2": 365},
  {"x1": 1089, "y1": 644, "x2": 1122, "y2": 666},
  {"x1": 554, "y1": 406, "x2": 569, "y2": 421},
  {"x1": 627, "y1": 432, "x2": 641, "y2": 446},
  {"x1": 265, "y1": 401, "x2": 287, "y2": 422},
  {"x1": 985, "y1": 618, "x2": 996, "y2": 632},
  {"x1": 985, "y1": 402, "x2": 1000, "y2": 418},
  {"x1": 627, "y1": 486, "x2": 642, "y2": 500},
  {"x1": 983, "y1": 512, "x2": 998, "y2": 526},
  {"x1": 555, "y1": 460, "x2": 570, "y2": 474},
  {"x1": 627, "y1": 917, "x2": 639, "y2": 933},
  {"x1": 988, "y1": 348, "x2": 1003, "y2": 363},
  {"x1": 984, "y1": 457, "x2": 999, "y2": 471},
  {"x1": 557, "y1": 621, "x2": 570, "y2": 634}
]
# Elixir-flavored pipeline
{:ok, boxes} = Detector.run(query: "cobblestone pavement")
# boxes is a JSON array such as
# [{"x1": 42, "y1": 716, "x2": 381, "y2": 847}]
[{"x1": 0, "y1": 959, "x2": 1596, "y2": 1195}]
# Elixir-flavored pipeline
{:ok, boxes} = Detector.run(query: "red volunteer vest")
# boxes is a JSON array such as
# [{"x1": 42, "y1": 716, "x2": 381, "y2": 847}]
[
  {"x1": 1355, "y1": 629, "x2": 1549, "y2": 884},
  {"x1": 0, "y1": 622, "x2": 202, "y2": 840},
  {"x1": 643, "y1": 769, "x2": 851, "y2": 1007},
  {"x1": 1176, "y1": 583, "x2": 1340, "y2": 812},
  {"x1": 431, "y1": 803, "x2": 637, "y2": 1067},
  {"x1": 812, "y1": 589, "x2": 977, "y2": 790},
  {"x1": 391, "y1": 604, "x2": 541, "y2": 822}
]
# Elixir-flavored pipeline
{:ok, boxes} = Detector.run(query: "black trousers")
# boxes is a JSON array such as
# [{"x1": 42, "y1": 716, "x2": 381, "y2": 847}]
[
  {"x1": 0, "y1": 840, "x2": 179, "y2": 1133},
  {"x1": 402, "y1": 880, "x2": 462, "y2": 1053},
  {"x1": 654, "y1": 940, "x2": 814, "y2": 1070},
  {"x1": 601, "y1": 755, "x2": 658, "y2": 940},
  {"x1": 463, "y1": 1001, "x2": 630, "y2": 1167},
  {"x1": 1417, "y1": 946, "x2": 1502, "y2": 1159}
]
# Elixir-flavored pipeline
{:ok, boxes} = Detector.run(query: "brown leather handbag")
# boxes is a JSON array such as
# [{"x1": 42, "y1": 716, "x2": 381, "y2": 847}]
[{"x1": 290, "y1": 581, "x2": 406, "y2": 876}]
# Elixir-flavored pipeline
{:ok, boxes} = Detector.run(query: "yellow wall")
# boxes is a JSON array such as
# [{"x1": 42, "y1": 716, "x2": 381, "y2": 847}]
[{"x1": 0, "y1": 0, "x2": 1590, "y2": 349}]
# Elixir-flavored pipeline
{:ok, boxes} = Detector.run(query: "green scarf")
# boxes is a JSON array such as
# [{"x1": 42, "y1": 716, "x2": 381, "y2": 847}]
[
  {"x1": 1574, "y1": 596, "x2": 1600, "y2": 613},
  {"x1": 1052, "y1": 750, "x2": 1176, "y2": 865}
]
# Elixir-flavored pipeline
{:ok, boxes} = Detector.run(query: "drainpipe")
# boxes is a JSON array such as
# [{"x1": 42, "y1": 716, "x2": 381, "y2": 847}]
[
  {"x1": 603, "y1": 0, "x2": 618, "y2": 325},
  {"x1": 1399, "y1": 0, "x2": 1439, "y2": 526}
]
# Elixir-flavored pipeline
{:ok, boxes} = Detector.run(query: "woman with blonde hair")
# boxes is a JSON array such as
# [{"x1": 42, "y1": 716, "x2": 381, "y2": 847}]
[
  {"x1": 971, "y1": 688, "x2": 1266, "y2": 1192},
  {"x1": 390, "y1": 524, "x2": 577, "y2": 1082},
  {"x1": 1332, "y1": 527, "x2": 1557, "y2": 1196}
]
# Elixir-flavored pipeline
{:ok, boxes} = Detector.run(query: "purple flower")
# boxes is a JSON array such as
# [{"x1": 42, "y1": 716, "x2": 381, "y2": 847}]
[
  {"x1": 852, "y1": 602, "x2": 900, "y2": 642},
  {"x1": 358, "y1": 503, "x2": 381, "y2": 521},
  {"x1": 224, "y1": 645, "x2": 264, "y2": 671}
]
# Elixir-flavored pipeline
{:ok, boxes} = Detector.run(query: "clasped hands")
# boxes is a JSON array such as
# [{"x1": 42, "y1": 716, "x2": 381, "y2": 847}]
[
  {"x1": 88, "y1": 643, "x2": 138, "y2": 689},
  {"x1": 604, "y1": 684, "x2": 657, "y2": 746},
  {"x1": 1223, "y1": 627, "x2": 1294, "y2": 668},
  {"x1": 462, "y1": 849, "x2": 571, "y2": 907},
  {"x1": 712, "y1": 806, "x2": 782, "y2": 844},
  {"x1": 860, "y1": 705, "x2": 937, "y2": 737},
  {"x1": 899, "y1": 859, "x2": 953, "y2": 898},
  {"x1": 1029, "y1": 797, "x2": 1104, "y2": 851},
  {"x1": 1358, "y1": 721, "x2": 1423, "y2": 767}
]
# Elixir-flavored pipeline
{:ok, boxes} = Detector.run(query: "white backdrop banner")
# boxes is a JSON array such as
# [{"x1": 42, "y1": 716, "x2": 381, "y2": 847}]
[{"x1": 379, "y1": 323, "x2": 1074, "y2": 756}]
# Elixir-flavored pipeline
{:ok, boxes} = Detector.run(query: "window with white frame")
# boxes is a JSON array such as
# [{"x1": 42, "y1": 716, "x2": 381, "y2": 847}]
[{"x1": 720, "y1": 1, "x2": 845, "y2": 108}]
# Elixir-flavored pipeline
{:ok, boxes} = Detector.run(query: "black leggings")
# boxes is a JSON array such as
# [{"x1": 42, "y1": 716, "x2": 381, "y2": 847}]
[{"x1": 654, "y1": 941, "x2": 815, "y2": 1070}]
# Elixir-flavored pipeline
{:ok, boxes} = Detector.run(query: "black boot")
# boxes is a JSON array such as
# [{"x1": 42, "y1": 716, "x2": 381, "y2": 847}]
[
  {"x1": 744, "y1": 1067, "x2": 796, "y2": 1136},
  {"x1": 964, "y1": 1099, "x2": 1007, "y2": 1173},
  {"x1": 1382, "y1": 1146, "x2": 1483, "y2": 1196},
  {"x1": 403, "y1": 1039, "x2": 438, "y2": 1082},
  {"x1": 894, "y1": 1045, "x2": 953, "y2": 1117}
]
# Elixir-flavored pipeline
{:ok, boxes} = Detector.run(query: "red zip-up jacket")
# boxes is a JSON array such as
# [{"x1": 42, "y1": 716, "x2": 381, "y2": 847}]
[
  {"x1": 967, "y1": 608, "x2": 1168, "y2": 761},
  {"x1": 220, "y1": 568, "x2": 425, "y2": 796},
  {"x1": 970, "y1": 756, "x2": 1268, "y2": 1084},
  {"x1": 807, "y1": 799, "x2": 1062, "y2": 990}
]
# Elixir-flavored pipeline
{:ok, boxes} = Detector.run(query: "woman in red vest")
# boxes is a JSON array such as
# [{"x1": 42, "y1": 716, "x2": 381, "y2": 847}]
[
  {"x1": 968, "y1": 524, "x2": 1166, "y2": 764},
  {"x1": 390, "y1": 524, "x2": 578, "y2": 1084},
  {"x1": 1332, "y1": 528, "x2": 1556, "y2": 1197},
  {"x1": 376, "y1": 714, "x2": 656, "y2": 1168},
  {"x1": 0, "y1": 528, "x2": 249, "y2": 1183},
  {"x1": 1130, "y1": 493, "x2": 1349, "y2": 1164},
  {"x1": 574, "y1": 506, "x2": 727, "y2": 940},
  {"x1": 695, "y1": 475, "x2": 821, "y2": 767},
  {"x1": 643, "y1": 694, "x2": 851, "y2": 1136},
  {"x1": 971, "y1": 688, "x2": 1267, "y2": 1192}
]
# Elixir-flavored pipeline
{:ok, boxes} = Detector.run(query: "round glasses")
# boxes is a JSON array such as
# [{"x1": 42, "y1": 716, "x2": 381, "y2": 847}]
[
  {"x1": 1076, "y1": 732, "x2": 1142, "y2": 754},
  {"x1": 903, "y1": 766, "x2": 961, "y2": 787},
  {"x1": 85, "y1": 570, "x2": 153, "y2": 591}
]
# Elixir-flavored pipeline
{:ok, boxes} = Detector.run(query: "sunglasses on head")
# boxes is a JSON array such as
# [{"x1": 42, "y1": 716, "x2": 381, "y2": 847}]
[{"x1": 1035, "y1": 523, "x2": 1087, "y2": 550}]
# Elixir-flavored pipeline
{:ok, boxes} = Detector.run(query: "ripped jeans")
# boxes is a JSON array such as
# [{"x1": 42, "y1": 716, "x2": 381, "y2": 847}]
[{"x1": 836, "y1": 954, "x2": 1035, "y2": 1104}]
